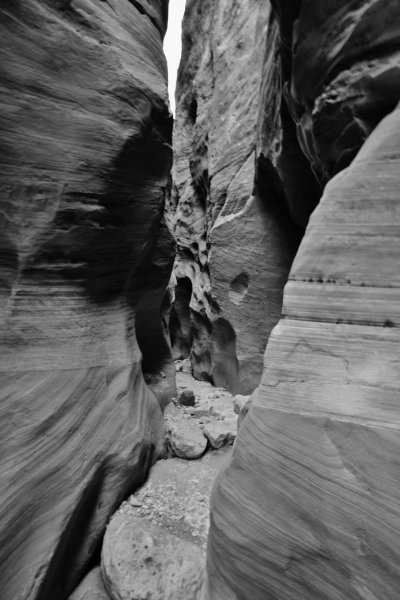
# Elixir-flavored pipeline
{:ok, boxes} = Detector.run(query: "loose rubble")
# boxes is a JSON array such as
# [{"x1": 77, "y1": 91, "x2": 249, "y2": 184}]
[{"x1": 163, "y1": 361, "x2": 241, "y2": 460}]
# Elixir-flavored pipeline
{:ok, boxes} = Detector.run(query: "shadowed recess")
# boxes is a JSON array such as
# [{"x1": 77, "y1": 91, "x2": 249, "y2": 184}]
[
  {"x1": 170, "y1": 276, "x2": 193, "y2": 359},
  {"x1": 36, "y1": 447, "x2": 156, "y2": 600},
  {"x1": 211, "y1": 318, "x2": 239, "y2": 394}
]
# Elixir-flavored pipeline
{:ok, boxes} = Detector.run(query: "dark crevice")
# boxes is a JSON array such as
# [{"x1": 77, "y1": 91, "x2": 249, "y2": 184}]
[
  {"x1": 128, "y1": 211, "x2": 175, "y2": 377},
  {"x1": 36, "y1": 447, "x2": 156, "y2": 600},
  {"x1": 170, "y1": 276, "x2": 193, "y2": 360},
  {"x1": 255, "y1": 154, "x2": 304, "y2": 250},
  {"x1": 211, "y1": 318, "x2": 240, "y2": 394},
  {"x1": 188, "y1": 96, "x2": 198, "y2": 124}
]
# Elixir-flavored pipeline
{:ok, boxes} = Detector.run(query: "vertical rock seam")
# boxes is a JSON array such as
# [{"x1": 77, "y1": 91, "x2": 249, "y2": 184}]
[{"x1": 0, "y1": 1, "x2": 173, "y2": 599}]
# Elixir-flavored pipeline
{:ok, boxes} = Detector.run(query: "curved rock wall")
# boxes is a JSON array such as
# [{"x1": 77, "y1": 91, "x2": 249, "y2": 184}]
[
  {"x1": 0, "y1": 1, "x2": 173, "y2": 599},
  {"x1": 201, "y1": 1, "x2": 400, "y2": 598},
  {"x1": 168, "y1": 0, "x2": 314, "y2": 394},
  {"x1": 203, "y1": 97, "x2": 400, "y2": 600},
  {"x1": 272, "y1": 0, "x2": 400, "y2": 183}
]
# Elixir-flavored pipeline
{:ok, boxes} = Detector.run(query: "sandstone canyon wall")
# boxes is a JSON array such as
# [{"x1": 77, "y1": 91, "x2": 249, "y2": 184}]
[
  {"x1": 200, "y1": 1, "x2": 400, "y2": 599},
  {"x1": 167, "y1": 0, "x2": 320, "y2": 395},
  {"x1": 0, "y1": 2, "x2": 173, "y2": 599}
]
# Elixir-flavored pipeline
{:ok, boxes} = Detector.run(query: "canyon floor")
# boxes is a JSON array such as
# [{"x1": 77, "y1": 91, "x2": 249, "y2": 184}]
[
  {"x1": 73, "y1": 365, "x2": 244, "y2": 599},
  {"x1": 118, "y1": 363, "x2": 239, "y2": 553}
]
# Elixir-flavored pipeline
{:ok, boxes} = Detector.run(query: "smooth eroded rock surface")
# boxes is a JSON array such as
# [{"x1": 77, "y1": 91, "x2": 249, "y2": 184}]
[
  {"x1": 0, "y1": 1, "x2": 173, "y2": 598},
  {"x1": 202, "y1": 104, "x2": 400, "y2": 599},
  {"x1": 101, "y1": 513, "x2": 204, "y2": 600}
]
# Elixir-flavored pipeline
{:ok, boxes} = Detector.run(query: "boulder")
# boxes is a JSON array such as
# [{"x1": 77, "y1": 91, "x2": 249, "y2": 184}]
[
  {"x1": 101, "y1": 513, "x2": 204, "y2": 600},
  {"x1": 165, "y1": 404, "x2": 208, "y2": 459},
  {"x1": 166, "y1": 421, "x2": 208, "y2": 460}
]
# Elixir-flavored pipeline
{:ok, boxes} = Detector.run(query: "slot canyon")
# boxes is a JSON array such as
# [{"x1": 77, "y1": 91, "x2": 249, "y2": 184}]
[{"x1": 0, "y1": 1, "x2": 399, "y2": 599}]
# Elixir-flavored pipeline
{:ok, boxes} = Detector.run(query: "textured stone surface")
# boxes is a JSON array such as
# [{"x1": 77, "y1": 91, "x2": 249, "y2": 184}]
[
  {"x1": 272, "y1": 0, "x2": 400, "y2": 183},
  {"x1": 203, "y1": 420, "x2": 236, "y2": 450},
  {"x1": 178, "y1": 388, "x2": 196, "y2": 406},
  {"x1": 168, "y1": 0, "x2": 303, "y2": 394},
  {"x1": 169, "y1": 0, "x2": 400, "y2": 397},
  {"x1": 101, "y1": 513, "x2": 204, "y2": 600},
  {"x1": 203, "y1": 105, "x2": 400, "y2": 599},
  {"x1": 119, "y1": 448, "x2": 233, "y2": 552},
  {"x1": 232, "y1": 395, "x2": 249, "y2": 415},
  {"x1": 0, "y1": 1, "x2": 173, "y2": 599},
  {"x1": 69, "y1": 568, "x2": 110, "y2": 600}
]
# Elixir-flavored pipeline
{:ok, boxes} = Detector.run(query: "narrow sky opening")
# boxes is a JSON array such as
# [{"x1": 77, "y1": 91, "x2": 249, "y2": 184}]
[{"x1": 164, "y1": 0, "x2": 186, "y2": 115}]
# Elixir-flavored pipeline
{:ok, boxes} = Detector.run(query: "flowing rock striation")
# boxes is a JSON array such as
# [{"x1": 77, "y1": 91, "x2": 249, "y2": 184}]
[
  {"x1": 203, "y1": 104, "x2": 400, "y2": 599},
  {"x1": 167, "y1": 0, "x2": 308, "y2": 395},
  {"x1": 0, "y1": 1, "x2": 173, "y2": 599},
  {"x1": 272, "y1": 0, "x2": 400, "y2": 183}
]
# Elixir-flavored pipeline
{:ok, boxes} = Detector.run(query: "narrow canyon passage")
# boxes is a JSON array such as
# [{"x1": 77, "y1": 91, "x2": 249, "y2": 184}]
[{"x1": 0, "y1": 1, "x2": 400, "y2": 600}]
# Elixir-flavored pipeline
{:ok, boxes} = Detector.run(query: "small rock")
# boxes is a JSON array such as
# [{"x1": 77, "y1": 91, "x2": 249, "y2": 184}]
[
  {"x1": 203, "y1": 420, "x2": 237, "y2": 449},
  {"x1": 129, "y1": 497, "x2": 142, "y2": 507},
  {"x1": 68, "y1": 567, "x2": 110, "y2": 600},
  {"x1": 101, "y1": 513, "x2": 204, "y2": 600},
  {"x1": 177, "y1": 389, "x2": 196, "y2": 407},
  {"x1": 233, "y1": 394, "x2": 250, "y2": 415},
  {"x1": 237, "y1": 396, "x2": 252, "y2": 429}
]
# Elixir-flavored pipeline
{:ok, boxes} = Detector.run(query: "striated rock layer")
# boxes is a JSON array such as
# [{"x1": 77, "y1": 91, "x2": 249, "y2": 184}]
[
  {"x1": 203, "y1": 104, "x2": 400, "y2": 599},
  {"x1": 0, "y1": 1, "x2": 173, "y2": 599},
  {"x1": 167, "y1": 0, "x2": 311, "y2": 395}
]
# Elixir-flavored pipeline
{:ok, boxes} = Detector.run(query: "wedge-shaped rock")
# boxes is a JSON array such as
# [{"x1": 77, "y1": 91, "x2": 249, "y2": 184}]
[{"x1": 202, "y1": 104, "x2": 400, "y2": 598}]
